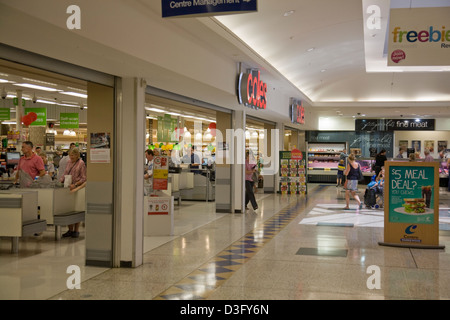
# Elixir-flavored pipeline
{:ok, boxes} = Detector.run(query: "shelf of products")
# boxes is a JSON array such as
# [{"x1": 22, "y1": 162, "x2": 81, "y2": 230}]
[
  {"x1": 306, "y1": 142, "x2": 347, "y2": 183},
  {"x1": 307, "y1": 142, "x2": 347, "y2": 172}
]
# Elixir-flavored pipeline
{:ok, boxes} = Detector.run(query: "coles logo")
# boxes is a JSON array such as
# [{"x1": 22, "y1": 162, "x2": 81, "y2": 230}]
[
  {"x1": 238, "y1": 70, "x2": 267, "y2": 110},
  {"x1": 290, "y1": 99, "x2": 305, "y2": 124}
]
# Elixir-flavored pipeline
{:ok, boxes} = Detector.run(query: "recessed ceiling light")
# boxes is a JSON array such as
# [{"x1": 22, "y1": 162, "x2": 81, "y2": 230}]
[
  {"x1": 283, "y1": 10, "x2": 295, "y2": 17},
  {"x1": 306, "y1": 47, "x2": 315, "y2": 52},
  {"x1": 321, "y1": 69, "x2": 327, "y2": 73}
]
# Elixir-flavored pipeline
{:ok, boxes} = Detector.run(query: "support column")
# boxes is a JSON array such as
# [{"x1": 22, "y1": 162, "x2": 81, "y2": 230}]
[
  {"x1": 215, "y1": 111, "x2": 232, "y2": 213},
  {"x1": 232, "y1": 110, "x2": 245, "y2": 213},
  {"x1": 261, "y1": 122, "x2": 280, "y2": 193},
  {"x1": 115, "y1": 77, "x2": 146, "y2": 268},
  {"x1": 85, "y1": 82, "x2": 115, "y2": 267}
]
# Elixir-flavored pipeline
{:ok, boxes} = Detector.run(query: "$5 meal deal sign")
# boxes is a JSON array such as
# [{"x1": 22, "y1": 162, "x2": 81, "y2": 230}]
[{"x1": 382, "y1": 161, "x2": 440, "y2": 247}]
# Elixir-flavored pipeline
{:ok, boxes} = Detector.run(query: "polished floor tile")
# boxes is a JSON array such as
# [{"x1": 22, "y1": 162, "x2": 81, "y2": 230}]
[{"x1": 1, "y1": 185, "x2": 450, "y2": 300}]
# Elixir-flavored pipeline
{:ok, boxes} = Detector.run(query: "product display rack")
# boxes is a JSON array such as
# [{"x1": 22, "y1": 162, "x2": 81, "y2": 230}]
[
  {"x1": 306, "y1": 142, "x2": 347, "y2": 183},
  {"x1": 279, "y1": 149, "x2": 307, "y2": 195}
]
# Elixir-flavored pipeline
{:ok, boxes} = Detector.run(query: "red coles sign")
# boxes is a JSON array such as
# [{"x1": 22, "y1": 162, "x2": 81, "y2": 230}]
[
  {"x1": 238, "y1": 70, "x2": 267, "y2": 110},
  {"x1": 290, "y1": 100, "x2": 305, "y2": 124}
]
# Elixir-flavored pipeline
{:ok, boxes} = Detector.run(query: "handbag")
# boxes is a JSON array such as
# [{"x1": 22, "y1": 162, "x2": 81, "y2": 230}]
[
  {"x1": 252, "y1": 171, "x2": 259, "y2": 183},
  {"x1": 357, "y1": 164, "x2": 364, "y2": 181}
]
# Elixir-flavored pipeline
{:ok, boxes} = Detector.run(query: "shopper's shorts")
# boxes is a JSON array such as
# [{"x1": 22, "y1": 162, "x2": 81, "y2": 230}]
[
  {"x1": 337, "y1": 171, "x2": 343, "y2": 179},
  {"x1": 346, "y1": 180, "x2": 358, "y2": 191}
]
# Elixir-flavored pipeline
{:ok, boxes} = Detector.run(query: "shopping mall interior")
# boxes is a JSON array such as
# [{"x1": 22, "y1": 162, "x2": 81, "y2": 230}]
[{"x1": 0, "y1": 0, "x2": 450, "y2": 303}]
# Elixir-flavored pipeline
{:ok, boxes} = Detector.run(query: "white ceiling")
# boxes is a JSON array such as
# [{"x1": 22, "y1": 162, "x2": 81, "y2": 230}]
[
  {"x1": 211, "y1": 0, "x2": 450, "y2": 117},
  {"x1": 1, "y1": 0, "x2": 449, "y2": 122},
  {"x1": 0, "y1": 59, "x2": 88, "y2": 124}
]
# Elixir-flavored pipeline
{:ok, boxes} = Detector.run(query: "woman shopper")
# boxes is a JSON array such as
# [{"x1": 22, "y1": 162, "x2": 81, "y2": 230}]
[
  {"x1": 373, "y1": 149, "x2": 387, "y2": 177},
  {"x1": 343, "y1": 153, "x2": 362, "y2": 210},
  {"x1": 60, "y1": 148, "x2": 87, "y2": 238},
  {"x1": 245, "y1": 151, "x2": 258, "y2": 211}
]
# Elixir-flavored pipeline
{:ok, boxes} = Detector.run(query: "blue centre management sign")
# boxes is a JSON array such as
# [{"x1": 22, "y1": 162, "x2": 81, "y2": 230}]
[{"x1": 162, "y1": 0, "x2": 257, "y2": 18}]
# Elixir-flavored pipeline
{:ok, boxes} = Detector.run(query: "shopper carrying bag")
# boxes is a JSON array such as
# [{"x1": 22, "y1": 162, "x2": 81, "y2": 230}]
[{"x1": 343, "y1": 153, "x2": 363, "y2": 210}]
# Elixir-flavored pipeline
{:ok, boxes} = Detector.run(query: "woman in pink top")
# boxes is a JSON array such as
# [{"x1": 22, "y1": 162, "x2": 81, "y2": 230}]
[
  {"x1": 245, "y1": 151, "x2": 258, "y2": 211},
  {"x1": 60, "y1": 147, "x2": 86, "y2": 238}
]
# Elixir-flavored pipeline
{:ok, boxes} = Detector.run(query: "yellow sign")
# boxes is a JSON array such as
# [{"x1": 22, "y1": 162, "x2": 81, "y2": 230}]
[{"x1": 153, "y1": 169, "x2": 168, "y2": 179}]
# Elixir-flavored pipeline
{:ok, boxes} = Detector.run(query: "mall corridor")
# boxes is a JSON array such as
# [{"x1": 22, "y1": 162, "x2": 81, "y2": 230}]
[{"x1": 3, "y1": 184, "x2": 448, "y2": 300}]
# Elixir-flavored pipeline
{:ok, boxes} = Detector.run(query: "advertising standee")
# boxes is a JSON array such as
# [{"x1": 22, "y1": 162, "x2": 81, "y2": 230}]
[
  {"x1": 388, "y1": 7, "x2": 450, "y2": 66},
  {"x1": 379, "y1": 161, "x2": 445, "y2": 249},
  {"x1": 279, "y1": 149, "x2": 307, "y2": 195}
]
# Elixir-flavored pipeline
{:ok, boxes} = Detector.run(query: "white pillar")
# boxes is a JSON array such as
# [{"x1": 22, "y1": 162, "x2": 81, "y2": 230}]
[
  {"x1": 116, "y1": 77, "x2": 146, "y2": 267},
  {"x1": 232, "y1": 110, "x2": 246, "y2": 213}
]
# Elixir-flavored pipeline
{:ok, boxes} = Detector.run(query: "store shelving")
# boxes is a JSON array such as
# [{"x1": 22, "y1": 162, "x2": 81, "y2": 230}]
[{"x1": 306, "y1": 142, "x2": 347, "y2": 183}]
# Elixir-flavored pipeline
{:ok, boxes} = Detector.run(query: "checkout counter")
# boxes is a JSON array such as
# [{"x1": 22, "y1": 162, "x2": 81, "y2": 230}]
[
  {"x1": 172, "y1": 165, "x2": 215, "y2": 202},
  {"x1": 0, "y1": 189, "x2": 47, "y2": 253},
  {"x1": 0, "y1": 177, "x2": 86, "y2": 252}
]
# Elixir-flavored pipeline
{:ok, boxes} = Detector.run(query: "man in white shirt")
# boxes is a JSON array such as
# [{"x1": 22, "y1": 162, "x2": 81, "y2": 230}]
[
  {"x1": 144, "y1": 149, "x2": 154, "y2": 195},
  {"x1": 57, "y1": 143, "x2": 76, "y2": 180}
]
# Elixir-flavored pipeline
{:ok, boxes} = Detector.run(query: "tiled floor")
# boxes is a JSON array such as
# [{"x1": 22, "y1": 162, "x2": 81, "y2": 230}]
[{"x1": 1, "y1": 184, "x2": 450, "y2": 300}]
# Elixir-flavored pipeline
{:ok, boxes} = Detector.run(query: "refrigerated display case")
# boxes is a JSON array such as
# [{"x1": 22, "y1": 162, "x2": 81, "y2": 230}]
[
  {"x1": 306, "y1": 142, "x2": 347, "y2": 183},
  {"x1": 355, "y1": 158, "x2": 375, "y2": 176}
]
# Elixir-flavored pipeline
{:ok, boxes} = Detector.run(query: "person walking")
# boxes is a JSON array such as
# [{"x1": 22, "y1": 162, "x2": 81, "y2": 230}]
[
  {"x1": 245, "y1": 151, "x2": 258, "y2": 211},
  {"x1": 336, "y1": 159, "x2": 345, "y2": 187},
  {"x1": 343, "y1": 153, "x2": 362, "y2": 210}
]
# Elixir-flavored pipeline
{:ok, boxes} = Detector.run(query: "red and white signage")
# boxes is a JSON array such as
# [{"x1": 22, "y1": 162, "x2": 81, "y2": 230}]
[
  {"x1": 290, "y1": 99, "x2": 305, "y2": 124},
  {"x1": 238, "y1": 70, "x2": 267, "y2": 110}
]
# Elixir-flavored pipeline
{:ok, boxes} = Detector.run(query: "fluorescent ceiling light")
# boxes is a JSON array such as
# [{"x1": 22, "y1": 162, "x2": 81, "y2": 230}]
[
  {"x1": 22, "y1": 78, "x2": 58, "y2": 87},
  {"x1": 13, "y1": 83, "x2": 61, "y2": 92},
  {"x1": 0, "y1": 79, "x2": 9, "y2": 83},
  {"x1": 146, "y1": 107, "x2": 165, "y2": 112},
  {"x1": 36, "y1": 99, "x2": 57, "y2": 105},
  {"x1": 57, "y1": 103, "x2": 80, "y2": 107},
  {"x1": 66, "y1": 86, "x2": 87, "y2": 93},
  {"x1": 60, "y1": 91, "x2": 88, "y2": 98}
]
